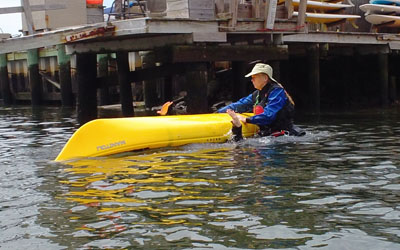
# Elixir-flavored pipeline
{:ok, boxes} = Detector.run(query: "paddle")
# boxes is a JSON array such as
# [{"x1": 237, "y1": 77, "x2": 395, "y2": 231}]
[{"x1": 157, "y1": 96, "x2": 185, "y2": 115}]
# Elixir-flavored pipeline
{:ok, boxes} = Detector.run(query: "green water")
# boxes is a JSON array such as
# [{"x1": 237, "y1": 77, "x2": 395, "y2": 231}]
[{"x1": 0, "y1": 106, "x2": 399, "y2": 249}]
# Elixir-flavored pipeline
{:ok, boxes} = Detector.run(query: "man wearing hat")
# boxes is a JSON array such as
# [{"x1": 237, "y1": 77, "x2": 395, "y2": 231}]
[{"x1": 218, "y1": 63, "x2": 303, "y2": 140}]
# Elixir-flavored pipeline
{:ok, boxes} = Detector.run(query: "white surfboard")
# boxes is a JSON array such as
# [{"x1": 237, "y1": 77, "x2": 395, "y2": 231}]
[
  {"x1": 360, "y1": 3, "x2": 400, "y2": 15},
  {"x1": 365, "y1": 14, "x2": 400, "y2": 27},
  {"x1": 370, "y1": 0, "x2": 400, "y2": 6},
  {"x1": 293, "y1": 12, "x2": 361, "y2": 23},
  {"x1": 279, "y1": 0, "x2": 354, "y2": 11}
]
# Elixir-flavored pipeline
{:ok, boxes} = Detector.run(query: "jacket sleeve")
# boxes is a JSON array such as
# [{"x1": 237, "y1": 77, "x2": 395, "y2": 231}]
[
  {"x1": 217, "y1": 93, "x2": 254, "y2": 113},
  {"x1": 247, "y1": 88, "x2": 287, "y2": 126}
]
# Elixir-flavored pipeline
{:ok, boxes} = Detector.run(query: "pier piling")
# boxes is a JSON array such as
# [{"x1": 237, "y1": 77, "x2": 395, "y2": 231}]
[
  {"x1": 232, "y1": 61, "x2": 248, "y2": 101},
  {"x1": 57, "y1": 45, "x2": 73, "y2": 106},
  {"x1": 116, "y1": 51, "x2": 134, "y2": 117},
  {"x1": 76, "y1": 53, "x2": 98, "y2": 125},
  {"x1": 307, "y1": 45, "x2": 320, "y2": 114},
  {"x1": 97, "y1": 54, "x2": 110, "y2": 106},
  {"x1": 142, "y1": 52, "x2": 159, "y2": 110},
  {"x1": 0, "y1": 54, "x2": 12, "y2": 105},
  {"x1": 27, "y1": 49, "x2": 42, "y2": 106},
  {"x1": 185, "y1": 63, "x2": 208, "y2": 114},
  {"x1": 378, "y1": 53, "x2": 389, "y2": 106}
]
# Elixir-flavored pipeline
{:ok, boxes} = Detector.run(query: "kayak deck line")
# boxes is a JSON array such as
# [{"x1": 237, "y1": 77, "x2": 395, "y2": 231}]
[{"x1": 55, "y1": 113, "x2": 259, "y2": 162}]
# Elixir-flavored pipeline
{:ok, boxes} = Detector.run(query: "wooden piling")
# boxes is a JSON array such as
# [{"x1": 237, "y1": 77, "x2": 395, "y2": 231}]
[
  {"x1": 232, "y1": 61, "x2": 248, "y2": 101},
  {"x1": 76, "y1": 53, "x2": 98, "y2": 125},
  {"x1": 57, "y1": 45, "x2": 73, "y2": 106},
  {"x1": 97, "y1": 54, "x2": 110, "y2": 106},
  {"x1": 0, "y1": 54, "x2": 12, "y2": 105},
  {"x1": 141, "y1": 52, "x2": 159, "y2": 110},
  {"x1": 185, "y1": 63, "x2": 208, "y2": 114},
  {"x1": 27, "y1": 49, "x2": 42, "y2": 106},
  {"x1": 378, "y1": 53, "x2": 389, "y2": 106},
  {"x1": 116, "y1": 51, "x2": 134, "y2": 117},
  {"x1": 307, "y1": 45, "x2": 320, "y2": 113},
  {"x1": 390, "y1": 76, "x2": 397, "y2": 103}
]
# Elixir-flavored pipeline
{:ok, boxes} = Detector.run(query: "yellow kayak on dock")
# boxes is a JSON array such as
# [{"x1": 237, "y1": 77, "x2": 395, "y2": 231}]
[{"x1": 55, "y1": 113, "x2": 259, "y2": 162}]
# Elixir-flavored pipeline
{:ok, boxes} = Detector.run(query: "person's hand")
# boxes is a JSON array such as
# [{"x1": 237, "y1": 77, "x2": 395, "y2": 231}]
[{"x1": 238, "y1": 115, "x2": 247, "y2": 124}]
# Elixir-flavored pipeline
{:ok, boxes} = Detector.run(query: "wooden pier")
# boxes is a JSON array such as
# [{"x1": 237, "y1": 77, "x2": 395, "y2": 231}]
[{"x1": 1, "y1": 0, "x2": 400, "y2": 124}]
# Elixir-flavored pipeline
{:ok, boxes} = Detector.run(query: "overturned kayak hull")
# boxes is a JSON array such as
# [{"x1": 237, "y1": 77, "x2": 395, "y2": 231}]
[{"x1": 55, "y1": 113, "x2": 259, "y2": 161}]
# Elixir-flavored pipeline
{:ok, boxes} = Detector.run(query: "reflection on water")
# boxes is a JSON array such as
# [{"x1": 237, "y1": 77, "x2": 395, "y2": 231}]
[{"x1": 0, "y1": 107, "x2": 400, "y2": 249}]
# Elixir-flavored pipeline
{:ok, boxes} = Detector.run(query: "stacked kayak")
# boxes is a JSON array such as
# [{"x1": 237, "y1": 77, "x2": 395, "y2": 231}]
[
  {"x1": 278, "y1": 0, "x2": 360, "y2": 24},
  {"x1": 361, "y1": 0, "x2": 400, "y2": 27},
  {"x1": 55, "y1": 113, "x2": 259, "y2": 162}
]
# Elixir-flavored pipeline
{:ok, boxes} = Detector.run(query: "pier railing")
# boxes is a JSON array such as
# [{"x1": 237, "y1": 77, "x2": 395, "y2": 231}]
[{"x1": 213, "y1": 0, "x2": 307, "y2": 32}]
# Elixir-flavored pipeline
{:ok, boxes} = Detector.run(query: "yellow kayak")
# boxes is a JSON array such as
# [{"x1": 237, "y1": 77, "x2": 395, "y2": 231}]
[{"x1": 55, "y1": 113, "x2": 259, "y2": 162}]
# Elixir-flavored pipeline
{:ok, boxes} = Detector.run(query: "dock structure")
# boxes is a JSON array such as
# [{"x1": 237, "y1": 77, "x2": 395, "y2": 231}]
[{"x1": 1, "y1": 0, "x2": 400, "y2": 123}]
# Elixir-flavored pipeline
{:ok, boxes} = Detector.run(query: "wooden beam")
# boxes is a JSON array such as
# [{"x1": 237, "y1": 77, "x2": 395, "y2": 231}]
[
  {"x1": 39, "y1": 71, "x2": 60, "y2": 89},
  {"x1": 0, "y1": 4, "x2": 66, "y2": 14},
  {"x1": 232, "y1": 61, "x2": 249, "y2": 100},
  {"x1": 252, "y1": 0, "x2": 261, "y2": 19},
  {"x1": 22, "y1": 0, "x2": 35, "y2": 34},
  {"x1": 66, "y1": 34, "x2": 193, "y2": 54},
  {"x1": 128, "y1": 63, "x2": 186, "y2": 82},
  {"x1": 283, "y1": 32, "x2": 392, "y2": 45},
  {"x1": 185, "y1": 63, "x2": 208, "y2": 114},
  {"x1": 378, "y1": 53, "x2": 389, "y2": 106},
  {"x1": 57, "y1": 44, "x2": 73, "y2": 106},
  {"x1": 76, "y1": 53, "x2": 98, "y2": 125},
  {"x1": 116, "y1": 51, "x2": 134, "y2": 117},
  {"x1": 216, "y1": 0, "x2": 225, "y2": 14},
  {"x1": 0, "y1": 54, "x2": 12, "y2": 105},
  {"x1": 229, "y1": 0, "x2": 239, "y2": 28},
  {"x1": 306, "y1": 44, "x2": 320, "y2": 113},
  {"x1": 285, "y1": 0, "x2": 294, "y2": 19},
  {"x1": 0, "y1": 18, "x2": 219, "y2": 54},
  {"x1": 171, "y1": 45, "x2": 288, "y2": 62},
  {"x1": 98, "y1": 54, "x2": 110, "y2": 105},
  {"x1": 297, "y1": 0, "x2": 308, "y2": 31},
  {"x1": 0, "y1": 18, "x2": 147, "y2": 54},
  {"x1": 265, "y1": 0, "x2": 278, "y2": 29},
  {"x1": 27, "y1": 49, "x2": 42, "y2": 105}
]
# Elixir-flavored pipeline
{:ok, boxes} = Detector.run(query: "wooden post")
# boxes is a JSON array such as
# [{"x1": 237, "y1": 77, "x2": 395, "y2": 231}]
[
  {"x1": 265, "y1": 0, "x2": 278, "y2": 29},
  {"x1": 98, "y1": 54, "x2": 110, "y2": 106},
  {"x1": 0, "y1": 54, "x2": 12, "y2": 105},
  {"x1": 141, "y1": 52, "x2": 159, "y2": 110},
  {"x1": 229, "y1": 0, "x2": 239, "y2": 28},
  {"x1": 116, "y1": 51, "x2": 134, "y2": 117},
  {"x1": 185, "y1": 63, "x2": 208, "y2": 114},
  {"x1": 27, "y1": 49, "x2": 42, "y2": 106},
  {"x1": 57, "y1": 45, "x2": 73, "y2": 106},
  {"x1": 307, "y1": 45, "x2": 320, "y2": 113},
  {"x1": 22, "y1": 0, "x2": 35, "y2": 34},
  {"x1": 285, "y1": 0, "x2": 294, "y2": 19},
  {"x1": 216, "y1": 0, "x2": 225, "y2": 14},
  {"x1": 252, "y1": 0, "x2": 261, "y2": 18},
  {"x1": 297, "y1": 0, "x2": 307, "y2": 31},
  {"x1": 76, "y1": 53, "x2": 97, "y2": 125},
  {"x1": 378, "y1": 53, "x2": 389, "y2": 106},
  {"x1": 232, "y1": 61, "x2": 248, "y2": 101},
  {"x1": 390, "y1": 76, "x2": 397, "y2": 103}
]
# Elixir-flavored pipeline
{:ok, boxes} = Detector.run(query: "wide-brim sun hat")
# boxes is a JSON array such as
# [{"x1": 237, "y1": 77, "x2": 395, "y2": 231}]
[{"x1": 245, "y1": 63, "x2": 277, "y2": 82}]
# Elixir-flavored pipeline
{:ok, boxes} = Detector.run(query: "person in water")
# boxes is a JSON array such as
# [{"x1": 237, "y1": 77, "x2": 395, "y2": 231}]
[{"x1": 217, "y1": 63, "x2": 304, "y2": 141}]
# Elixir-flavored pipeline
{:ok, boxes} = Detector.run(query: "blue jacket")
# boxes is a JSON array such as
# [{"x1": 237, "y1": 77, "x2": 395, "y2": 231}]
[{"x1": 217, "y1": 87, "x2": 288, "y2": 127}]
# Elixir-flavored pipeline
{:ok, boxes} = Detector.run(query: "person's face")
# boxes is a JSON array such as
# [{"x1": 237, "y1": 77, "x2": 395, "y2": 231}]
[{"x1": 251, "y1": 73, "x2": 268, "y2": 90}]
